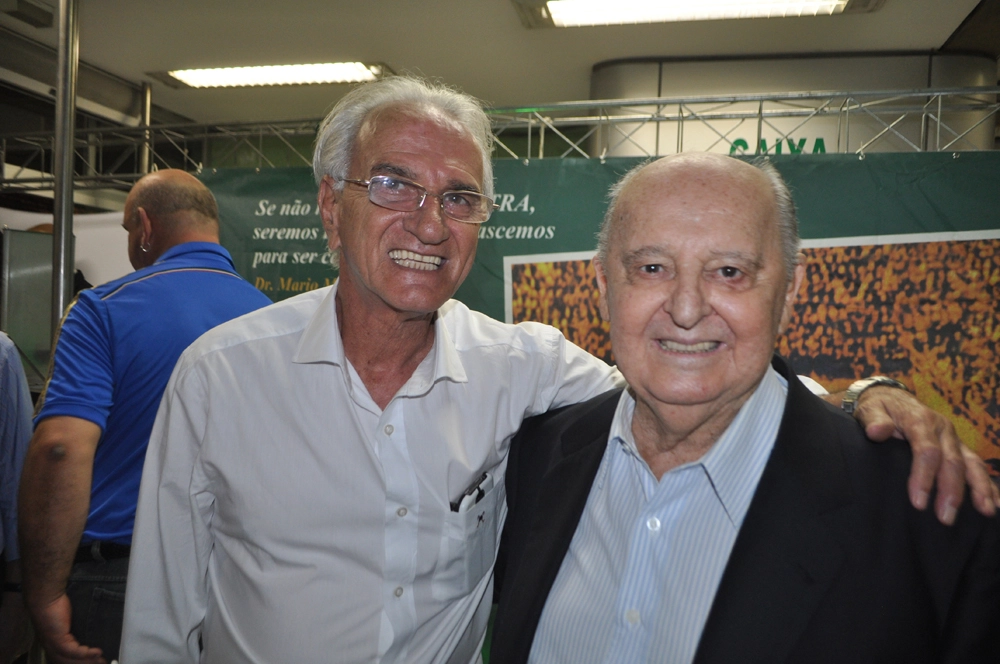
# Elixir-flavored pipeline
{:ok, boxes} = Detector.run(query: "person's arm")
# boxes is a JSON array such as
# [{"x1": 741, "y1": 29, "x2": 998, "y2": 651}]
[
  {"x1": 18, "y1": 416, "x2": 105, "y2": 664},
  {"x1": 821, "y1": 386, "x2": 1000, "y2": 524},
  {"x1": 522, "y1": 322, "x2": 623, "y2": 415},
  {"x1": 1, "y1": 337, "x2": 34, "y2": 664},
  {"x1": 120, "y1": 362, "x2": 211, "y2": 664}
]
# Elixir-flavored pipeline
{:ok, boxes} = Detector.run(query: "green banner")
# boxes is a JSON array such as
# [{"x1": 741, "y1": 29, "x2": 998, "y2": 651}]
[
  {"x1": 203, "y1": 153, "x2": 1000, "y2": 320},
  {"x1": 201, "y1": 168, "x2": 330, "y2": 299}
]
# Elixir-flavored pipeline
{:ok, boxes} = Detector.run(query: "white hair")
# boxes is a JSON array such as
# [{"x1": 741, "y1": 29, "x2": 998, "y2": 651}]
[{"x1": 312, "y1": 76, "x2": 494, "y2": 198}]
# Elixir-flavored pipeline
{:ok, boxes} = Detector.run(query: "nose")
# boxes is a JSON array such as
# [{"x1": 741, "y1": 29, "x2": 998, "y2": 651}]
[
  {"x1": 404, "y1": 193, "x2": 450, "y2": 245},
  {"x1": 665, "y1": 271, "x2": 711, "y2": 329}
]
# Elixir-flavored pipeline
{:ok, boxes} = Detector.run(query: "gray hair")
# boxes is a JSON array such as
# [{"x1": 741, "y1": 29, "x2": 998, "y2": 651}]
[
  {"x1": 312, "y1": 76, "x2": 495, "y2": 198},
  {"x1": 595, "y1": 156, "x2": 801, "y2": 280},
  {"x1": 596, "y1": 160, "x2": 648, "y2": 268},
  {"x1": 751, "y1": 157, "x2": 801, "y2": 281}
]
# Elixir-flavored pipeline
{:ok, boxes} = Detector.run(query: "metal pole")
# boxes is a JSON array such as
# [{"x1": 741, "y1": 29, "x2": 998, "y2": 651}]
[
  {"x1": 845, "y1": 99, "x2": 851, "y2": 153},
  {"x1": 676, "y1": 104, "x2": 683, "y2": 153},
  {"x1": 755, "y1": 100, "x2": 763, "y2": 154},
  {"x1": 139, "y1": 81, "x2": 152, "y2": 174},
  {"x1": 51, "y1": 0, "x2": 78, "y2": 340},
  {"x1": 936, "y1": 94, "x2": 942, "y2": 151}
]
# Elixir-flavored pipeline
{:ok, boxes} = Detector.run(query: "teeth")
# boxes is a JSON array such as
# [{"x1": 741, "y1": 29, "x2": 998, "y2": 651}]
[
  {"x1": 389, "y1": 250, "x2": 442, "y2": 271},
  {"x1": 658, "y1": 340, "x2": 719, "y2": 353}
]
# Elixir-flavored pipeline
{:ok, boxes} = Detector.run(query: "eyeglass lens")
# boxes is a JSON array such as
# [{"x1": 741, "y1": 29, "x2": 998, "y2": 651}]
[{"x1": 368, "y1": 176, "x2": 492, "y2": 223}]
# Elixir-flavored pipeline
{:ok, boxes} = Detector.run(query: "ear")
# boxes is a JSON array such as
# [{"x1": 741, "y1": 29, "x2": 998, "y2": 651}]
[
  {"x1": 593, "y1": 256, "x2": 612, "y2": 323},
  {"x1": 779, "y1": 254, "x2": 807, "y2": 332},
  {"x1": 137, "y1": 207, "x2": 154, "y2": 248},
  {"x1": 318, "y1": 176, "x2": 342, "y2": 253}
]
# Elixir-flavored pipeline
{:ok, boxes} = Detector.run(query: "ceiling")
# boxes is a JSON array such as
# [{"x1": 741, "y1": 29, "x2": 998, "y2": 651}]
[{"x1": 0, "y1": 0, "x2": 996, "y2": 125}]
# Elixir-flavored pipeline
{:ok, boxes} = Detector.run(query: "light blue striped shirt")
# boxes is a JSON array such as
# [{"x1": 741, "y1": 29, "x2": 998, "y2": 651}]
[{"x1": 529, "y1": 367, "x2": 788, "y2": 664}]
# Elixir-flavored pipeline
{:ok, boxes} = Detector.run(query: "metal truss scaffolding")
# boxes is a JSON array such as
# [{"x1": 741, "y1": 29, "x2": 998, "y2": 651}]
[{"x1": 2, "y1": 86, "x2": 997, "y2": 194}]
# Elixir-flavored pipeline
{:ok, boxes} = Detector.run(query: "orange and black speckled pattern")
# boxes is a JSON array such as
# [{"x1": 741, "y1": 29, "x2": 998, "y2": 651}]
[{"x1": 510, "y1": 239, "x2": 1000, "y2": 475}]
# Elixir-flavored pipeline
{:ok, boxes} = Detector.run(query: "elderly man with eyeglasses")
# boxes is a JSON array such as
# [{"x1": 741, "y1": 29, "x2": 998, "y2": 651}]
[{"x1": 121, "y1": 77, "x2": 997, "y2": 664}]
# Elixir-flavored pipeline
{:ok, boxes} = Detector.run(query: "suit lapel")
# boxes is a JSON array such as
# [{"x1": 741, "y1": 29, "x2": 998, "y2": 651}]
[
  {"x1": 694, "y1": 359, "x2": 853, "y2": 664},
  {"x1": 504, "y1": 391, "x2": 620, "y2": 663}
]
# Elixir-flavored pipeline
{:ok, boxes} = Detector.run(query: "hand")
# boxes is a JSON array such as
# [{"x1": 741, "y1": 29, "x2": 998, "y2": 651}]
[
  {"x1": 853, "y1": 385, "x2": 1000, "y2": 525},
  {"x1": 29, "y1": 594, "x2": 105, "y2": 664}
]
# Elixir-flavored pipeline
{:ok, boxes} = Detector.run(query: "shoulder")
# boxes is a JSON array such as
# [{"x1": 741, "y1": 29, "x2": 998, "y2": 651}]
[
  {"x1": 780, "y1": 363, "x2": 995, "y2": 548},
  {"x1": 0, "y1": 332, "x2": 16, "y2": 363},
  {"x1": 174, "y1": 286, "x2": 328, "y2": 372},
  {"x1": 85, "y1": 258, "x2": 181, "y2": 301},
  {"x1": 52, "y1": 290, "x2": 108, "y2": 342},
  {"x1": 438, "y1": 299, "x2": 575, "y2": 354},
  {"x1": 518, "y1": 388, "x2": 623, "y2": 437},
  {"x1": 511, "y1": 388, "x2": 623, "y2": 468},
  {"x1": 92, "y1": 244, "x2": 256, "y2": 300}
]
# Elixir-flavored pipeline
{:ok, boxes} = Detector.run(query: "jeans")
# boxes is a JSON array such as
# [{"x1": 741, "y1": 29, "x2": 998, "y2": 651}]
[{"x1": 66, "y1": 556, "x2": 129, "y2": 661}]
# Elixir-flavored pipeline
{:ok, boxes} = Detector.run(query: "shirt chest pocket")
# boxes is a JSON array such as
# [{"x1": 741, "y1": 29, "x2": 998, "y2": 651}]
[{"x1": 432, "y1": 478, "x2": 505, "y2": 601}]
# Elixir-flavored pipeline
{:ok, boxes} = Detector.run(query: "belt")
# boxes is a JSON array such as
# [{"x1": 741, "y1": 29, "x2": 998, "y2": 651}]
[{"x1": 74, "y1": 542, "x2": 131, "y2": 564}]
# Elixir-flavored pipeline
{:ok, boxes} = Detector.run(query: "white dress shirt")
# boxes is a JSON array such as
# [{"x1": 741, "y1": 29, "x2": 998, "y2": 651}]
[
  {"x1": 529, "y1": 368, "x2": 789, "y2": 664},
  {"x1": 121, "y1": 284, "x2": 622, "y2": 664}
]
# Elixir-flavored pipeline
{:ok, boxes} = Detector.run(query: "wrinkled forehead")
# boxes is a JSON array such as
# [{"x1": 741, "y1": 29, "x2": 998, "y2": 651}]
[
  {"x1": 356, "y1": 104, "x2": 471, "y2": 153},
  {"x1": 614, "y1": 161, "x2": 778, "y2": 248},
  {"x1": 350, "y1": 104, "x2": 486, "y2": 192}
]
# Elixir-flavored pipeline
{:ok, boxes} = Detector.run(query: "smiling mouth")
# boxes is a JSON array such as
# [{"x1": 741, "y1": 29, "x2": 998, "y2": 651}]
[
  {"x1": 658, "y1": 340, "x2": 720, "y2": 354},
  {"x1": 389, "y1": 250, "x2": 443, "y2": 271}
]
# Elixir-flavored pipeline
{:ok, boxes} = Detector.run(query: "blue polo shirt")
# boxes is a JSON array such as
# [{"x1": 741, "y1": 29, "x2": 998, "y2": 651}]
[{"x1": 35, "y1": 242, "x2": 272, "y2": 544}]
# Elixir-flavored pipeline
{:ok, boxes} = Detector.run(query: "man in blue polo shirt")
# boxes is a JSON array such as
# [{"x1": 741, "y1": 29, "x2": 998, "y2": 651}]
[{"x1": 19, "y1": 169, "x2": 272, "y2": 664}]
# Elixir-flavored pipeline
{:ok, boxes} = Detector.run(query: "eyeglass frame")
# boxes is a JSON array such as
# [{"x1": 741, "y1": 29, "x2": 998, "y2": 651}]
[{"x1": 339, "y1": 175, "x2": 499, "y2": 224}]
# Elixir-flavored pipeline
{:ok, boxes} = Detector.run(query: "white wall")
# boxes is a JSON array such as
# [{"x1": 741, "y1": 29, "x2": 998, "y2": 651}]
[
  {"x1": 590, "y1": 53, "x2": 997, "y2": 156},
  {"x1": 0, "y1": 209, "x2": 133, "y2": 287}
]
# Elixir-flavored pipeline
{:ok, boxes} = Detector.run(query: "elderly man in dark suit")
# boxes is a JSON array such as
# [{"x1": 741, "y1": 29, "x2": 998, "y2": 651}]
[{"x1": 491, "y1": 153, "x2": 1000, "y2": 664}]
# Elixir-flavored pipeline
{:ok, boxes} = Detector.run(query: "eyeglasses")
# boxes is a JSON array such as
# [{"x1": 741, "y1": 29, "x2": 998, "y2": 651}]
[{"x1": 341, "y1": 175, "x2": 498, "y2": 224}]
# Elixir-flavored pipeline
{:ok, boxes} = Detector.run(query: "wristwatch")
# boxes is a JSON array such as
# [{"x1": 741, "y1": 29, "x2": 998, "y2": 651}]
[{"x1": 841, "y1": 376, "x2": 908, "y2": 414}]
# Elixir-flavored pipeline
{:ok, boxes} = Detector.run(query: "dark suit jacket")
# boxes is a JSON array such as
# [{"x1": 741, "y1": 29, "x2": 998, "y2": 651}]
[{"x1": 492, "y1": 356, "x2": 1000, "y2": 664}]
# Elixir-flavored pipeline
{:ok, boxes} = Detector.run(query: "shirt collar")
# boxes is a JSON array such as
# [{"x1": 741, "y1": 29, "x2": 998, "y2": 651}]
[
  {"x1": 608, "y1": 366, "x2": 788, "y2": 527},
  {"x1": 153, "y1": 241, "x2": 233, "y2": 266},
  {"x1": 293, "y1": 283, "x2": 344, "y2": 365},
  {"x1": 292, "y1": 283, "x2": 468, "y2": 390},
  {"x1": 397, "y1": 306, "x2": 469, "y2": 397}
]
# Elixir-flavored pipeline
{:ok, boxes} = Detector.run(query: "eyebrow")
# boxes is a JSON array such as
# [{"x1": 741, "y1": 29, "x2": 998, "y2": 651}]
[
  {"x1": 368, "y1": 162, "x2": 482, "y2": 194},
  {"x1": 620, "y1": 245, "x2": 670, "y2": 269},
  {"x1": 620, "y1": 246, "x2": 764, "y2": 270},
  {"x1": 369, "y1": 162, "x2": 415, "y2": 180}
]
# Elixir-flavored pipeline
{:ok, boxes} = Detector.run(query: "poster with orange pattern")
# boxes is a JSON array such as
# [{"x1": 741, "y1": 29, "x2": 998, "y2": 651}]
[{"x1": 506, "y1": 231, "x2": 1000, "y2": 477}]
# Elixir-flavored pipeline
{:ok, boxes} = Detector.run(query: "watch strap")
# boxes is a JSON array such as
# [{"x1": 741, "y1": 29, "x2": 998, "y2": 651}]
[{"x1": 842, "y1": 376, "x2": 907, "y2": 414}]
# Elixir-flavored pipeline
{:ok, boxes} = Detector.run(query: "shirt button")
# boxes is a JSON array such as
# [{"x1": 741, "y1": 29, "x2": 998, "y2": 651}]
[
  {"x1": 384, "y1": 424, "x2": 394, "y2": 435},
  {"x1": 397, "y1": 507, "x2": 408, "y2": 518},
  {"x1": 394, "y1": 586, "x2": 404, "y2": 598},
  {"x1": 625, "y1": 609, "x2": 640, "y2": 625},
  {"x1": 647, "y1": 517, "x2": 661, "y2": 532}
]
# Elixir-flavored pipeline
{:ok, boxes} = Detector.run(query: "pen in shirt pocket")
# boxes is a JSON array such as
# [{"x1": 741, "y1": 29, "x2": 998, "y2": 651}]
[{"x1": 450, "y1": 472, "x2": 493, "y2": 513}]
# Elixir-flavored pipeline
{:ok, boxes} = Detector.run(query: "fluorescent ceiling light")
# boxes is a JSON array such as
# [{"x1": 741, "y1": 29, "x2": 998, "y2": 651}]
[
  {"x1": 166, "y1": 62, "x2": 382, "y2": 88},
  {"x1": 546, "y1": 0, "x2": 849, "y2": 27}
]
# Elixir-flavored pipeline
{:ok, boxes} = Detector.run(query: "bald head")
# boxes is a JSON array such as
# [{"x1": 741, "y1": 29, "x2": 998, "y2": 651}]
[
  {"x1": 597, "y1": 154, "x2": 800, "y2": 280},
  {"x1": 123, "y1": 169, "x2": 221, "y2": 269}
]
